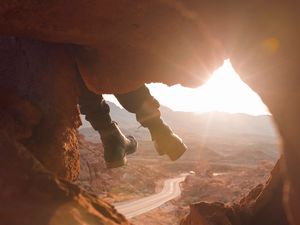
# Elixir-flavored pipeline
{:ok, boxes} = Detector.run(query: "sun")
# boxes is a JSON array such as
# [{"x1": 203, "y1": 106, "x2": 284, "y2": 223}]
[
  {"x1": 104, "y1": 60, "x2": 269, "y2": 116},
  {"x1": 146, "y1": 60, "x2": 269, "y2": 115},
  {"x1": 192, "y1": 60, "x2": 269, "y2": 115}
]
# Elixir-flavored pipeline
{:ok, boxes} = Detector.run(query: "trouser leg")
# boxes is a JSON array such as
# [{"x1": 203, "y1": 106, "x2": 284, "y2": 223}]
[
  {"x1": 115, "y1": 84, "x2": 187, "y2": 161},
  {"x1": 115, "y1": 85, "x2": 162, "y2": 128},
  {"x1": 76, "y1": 69, "x2": 137, "y2": 168},
  {"x1": 76, "y1": 69, "x2": 112, "y2": 131}
]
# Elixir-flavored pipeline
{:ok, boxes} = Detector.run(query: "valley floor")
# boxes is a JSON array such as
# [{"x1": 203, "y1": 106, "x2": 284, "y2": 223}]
[{"x1": 77, "y1": 135, "x2": 276, "y2": 225}]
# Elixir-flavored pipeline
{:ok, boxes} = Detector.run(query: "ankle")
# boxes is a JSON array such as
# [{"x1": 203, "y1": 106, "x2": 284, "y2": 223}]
[
  {"x1": 146, "y1": 120, "x2": 172, "y2": 140},
  {"x1": 98, "y1": 121, "x2": 120, "y2": 139}
]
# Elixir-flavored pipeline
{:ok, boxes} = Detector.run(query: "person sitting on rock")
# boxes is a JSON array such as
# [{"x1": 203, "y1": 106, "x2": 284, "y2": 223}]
[{"x1": 76, "y1": 71, "x2": 187, "y2": 168}]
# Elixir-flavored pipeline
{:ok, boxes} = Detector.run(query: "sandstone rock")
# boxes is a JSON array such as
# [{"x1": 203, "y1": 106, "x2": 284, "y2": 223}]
[
  {"x1": 0, "y1": 131, "x2": 128, "y2": 225},
  {"x1": 181, "y1": 160, "x2": 289, "y2": 225},
  {"x1": 0, "y1": 37, "x2": 130, "y2": 224},
  {"x1": 180, "y1": 202, "x2": 236, "y2": 225},
  {"x1": 0, "y1": 1, "x2": 228, "y2": 93},
  {"x1": 0, "y1": 37, "x2": 80, "y2": 181}
]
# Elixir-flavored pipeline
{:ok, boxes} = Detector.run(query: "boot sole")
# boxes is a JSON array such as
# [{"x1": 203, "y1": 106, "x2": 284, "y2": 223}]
[
  {"x1": 155, "y1": 140, "x2": 187, "y2": 161},
  {"x1": 104, "y1": 136, "x2": 138, "y2": 169},
  {"x1": 166, "y1": 143, "x2": 188, "y2": 161},
  {"x1": 106, "y1": 157, "x2": 127, "y2": 169}
]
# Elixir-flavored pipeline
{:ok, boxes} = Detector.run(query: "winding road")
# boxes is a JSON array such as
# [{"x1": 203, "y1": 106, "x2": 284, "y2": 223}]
[{"x1": 113, "y1": 173, "x2": 188, "y2": 219}]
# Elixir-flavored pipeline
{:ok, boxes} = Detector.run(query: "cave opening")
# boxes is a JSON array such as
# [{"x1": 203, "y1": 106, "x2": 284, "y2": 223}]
[
  {"x1": 78, "y1": 60, "x2": 281, "y2": 224},
  {"x1": 0, "y1": 0, "x2": 300, "y2": 225}
]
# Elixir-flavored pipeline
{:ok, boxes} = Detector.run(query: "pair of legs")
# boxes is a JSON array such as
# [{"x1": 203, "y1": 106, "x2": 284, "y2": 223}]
[{"x1": 77, "y1": 72, "x2": 187, "y2": 168}]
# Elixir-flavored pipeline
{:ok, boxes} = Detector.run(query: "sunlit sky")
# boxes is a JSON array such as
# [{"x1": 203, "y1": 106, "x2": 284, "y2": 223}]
[{"x1": 104, "y1": 60, "x2": 269, "y2": 116}]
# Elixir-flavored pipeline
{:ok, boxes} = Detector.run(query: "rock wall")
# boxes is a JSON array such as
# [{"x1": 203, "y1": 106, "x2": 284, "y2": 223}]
[
  {"x1": 0, "y1": 37, "x2": 80, "y2": 180},
  {"x1": 0, "y1": 131, "x2": 128, "y2": 225},
  {"x1": 0, "y1": 37, "x2": 129, "y2": 224}
]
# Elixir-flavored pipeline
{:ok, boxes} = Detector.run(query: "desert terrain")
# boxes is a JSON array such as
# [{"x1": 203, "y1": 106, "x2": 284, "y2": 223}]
[{"x1": 78, "y1": 102, "x2": 280, "y2": 225}]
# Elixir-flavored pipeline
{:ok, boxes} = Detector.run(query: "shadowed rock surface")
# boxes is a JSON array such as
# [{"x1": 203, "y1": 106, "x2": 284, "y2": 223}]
[
  {"x1": 0, "y1": 37, "x2": 128, "y2": 224},
  {"x1": 0, "y1": 37, "x2": 80, "y2": 181},
  {"x1": 0, "y1": 131, "x2": 128, "y2": 225},
  {"x1": 1, "y1": 1, "x2": 300, "y2": 225}
]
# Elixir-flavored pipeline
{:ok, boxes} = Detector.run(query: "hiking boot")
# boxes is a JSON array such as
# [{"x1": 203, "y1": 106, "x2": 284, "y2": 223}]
[
  {"x1": 99, "y1": 122, "x2": 137, "y2": 168},
  {"x1": 148, "y1": 121, "x2": 187, "y2": 161}
]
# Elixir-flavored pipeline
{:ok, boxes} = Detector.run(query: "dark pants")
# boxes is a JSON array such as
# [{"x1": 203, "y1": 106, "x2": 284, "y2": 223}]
[{"x1": 77, "y1": 71, "x2": 160, "y2": 131}]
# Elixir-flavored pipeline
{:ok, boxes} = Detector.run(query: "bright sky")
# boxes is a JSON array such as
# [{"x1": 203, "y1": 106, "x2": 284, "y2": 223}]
[{"x1": 104, "y1": 60, "x2": 269, "y2": 116}]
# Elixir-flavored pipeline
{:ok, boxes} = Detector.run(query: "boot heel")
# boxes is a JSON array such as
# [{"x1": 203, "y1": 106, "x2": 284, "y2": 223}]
[
  {"x1": 101, "y1": 122, "x2": 137, "y2": 169},
  {"x1": 165, "y1": 143, "x2": 187, "y2": 161},
  {"x1": 106, "y1": 157, "x2": 127, "y2": 169},
  {"x1": 154, "y1": 142, "x2": 165, "y2": 155}
]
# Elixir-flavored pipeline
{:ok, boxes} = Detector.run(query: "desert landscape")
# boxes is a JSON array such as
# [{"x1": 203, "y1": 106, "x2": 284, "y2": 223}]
[
  {"x1": 2, "y1": 2, "x2": 300, "y2": 224},
  {"x1": 78, "y1": 102, "x2": 280, "y2": 225}
]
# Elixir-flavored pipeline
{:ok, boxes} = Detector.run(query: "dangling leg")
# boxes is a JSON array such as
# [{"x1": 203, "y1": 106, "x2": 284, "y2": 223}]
[
  {"x1": 76, "y1": 71, "x2": 137, "y2": 168},
  {"x1": 115, "y1": 85, "x2": 187, "y2": 161}
]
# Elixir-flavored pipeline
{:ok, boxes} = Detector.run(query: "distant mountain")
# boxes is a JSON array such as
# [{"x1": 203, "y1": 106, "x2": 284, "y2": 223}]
[
  {"x1": 79, "y1": 102, "x2": 280, "y2": 163},
  {"x1": 79, "y1": 102, "x2": 137, "y2": 129},
  {"x1": 160, "y1": 107, "x2": 277, "y2": 137},
  {"x1": 80, "y1": 102, "x2": 278, "y2": 138}
]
